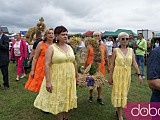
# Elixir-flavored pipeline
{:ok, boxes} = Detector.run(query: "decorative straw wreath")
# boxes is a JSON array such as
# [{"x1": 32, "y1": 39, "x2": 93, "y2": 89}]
[
  {"x1": 68, "y1": 36, "x2": 81, "y2": 49},
  {"x1": 76, "y1": 48, "x2": 88, "y2": 64},
  {"x1": 25, "y1": 17, "x2": 46, "y2": 44},
  {"x1": 76, "y1": 37, "x2": 108, "y2": 90}
]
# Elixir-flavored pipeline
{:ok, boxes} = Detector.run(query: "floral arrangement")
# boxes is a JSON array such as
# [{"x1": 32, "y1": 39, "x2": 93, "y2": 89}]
[
  {"x1": 68, "y1": 36, "x2": 81, "y2": 49},
  {"x1": 77, "y1": 37, "x2": 107, "y2": 90},
  {"x1": 84, "y1": 37, "x2": 102, "y2": 73},
  {"x1": 78, "y1": 69, "x2": 107, "y2": 90}
]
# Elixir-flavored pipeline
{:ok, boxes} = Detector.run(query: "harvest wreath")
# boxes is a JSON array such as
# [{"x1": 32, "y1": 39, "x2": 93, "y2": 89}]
[{"x1": 76, "y1": 37, "x2": 108, "y2": 90}]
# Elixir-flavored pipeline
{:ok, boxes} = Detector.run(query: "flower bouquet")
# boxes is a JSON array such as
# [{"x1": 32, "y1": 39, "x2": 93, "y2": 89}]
[{"x1": 78, "y1": 63, "x2": 108, "y2": 90}]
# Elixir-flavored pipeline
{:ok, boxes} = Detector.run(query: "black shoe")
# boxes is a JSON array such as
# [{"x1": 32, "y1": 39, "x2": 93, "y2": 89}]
[
  {"x1": 1, "y1": 85, "x2": 9, "y2": 90},
  {"x1": 41, "y1": 110, "x2": 49, "y2": 114},
  {"x1": 97, "y1": 98, "x2": 104, "y2": 105},
  {"x1": 88, "y1": 97, "x2": 93, "y2": 103},
  {"x1": 116, "y1": 111, "x2": 118, "y2": 120}
]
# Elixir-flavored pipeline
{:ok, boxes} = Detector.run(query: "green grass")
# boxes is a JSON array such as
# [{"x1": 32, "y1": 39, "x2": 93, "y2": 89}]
[{"x1": 0, "y1": 62, "x2": 151, "y2": 120}]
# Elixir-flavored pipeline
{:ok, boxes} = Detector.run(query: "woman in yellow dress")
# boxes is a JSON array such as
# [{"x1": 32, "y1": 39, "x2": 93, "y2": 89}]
[
  {"x1": 108, "y1": 32, "x2": 143, "y2": 120},
  {"x1": 34, "y1": 26, "x2": 78, "y2": 120}
]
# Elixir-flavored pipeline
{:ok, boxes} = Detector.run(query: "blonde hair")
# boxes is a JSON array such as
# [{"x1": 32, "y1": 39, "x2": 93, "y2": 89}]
[
  {"x1": 118, "y1": 32, "x2": 129, "y2": 40},
  {"x1": 93, "y1": 31, "x2": 101, "y2": 36},
  {"x1": 43, "y1": 28, "x2": 54, "y2": 40}
]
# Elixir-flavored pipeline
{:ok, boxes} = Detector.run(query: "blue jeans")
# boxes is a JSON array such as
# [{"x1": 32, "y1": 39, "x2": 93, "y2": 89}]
[{"x1": 136, "y1": 55, "x2": 145, "y2": 76}]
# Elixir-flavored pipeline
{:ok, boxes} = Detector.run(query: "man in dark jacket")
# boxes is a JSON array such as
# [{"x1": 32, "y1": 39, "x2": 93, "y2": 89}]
[
  {"x1": 0, "y1": 27, "x2": 9, "y2": 89},
  {"x1": 147, "y1": 46, "x2": 160, "y2": 101}
]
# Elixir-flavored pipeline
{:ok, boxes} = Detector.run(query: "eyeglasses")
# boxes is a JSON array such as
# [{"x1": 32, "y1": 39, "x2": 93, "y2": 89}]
[
  {"x1": 121, "y1": 38, "x2": 129, "y2": 41},
  {"x1": 94, "y1": 35, "x2": 100, "y2": 37}
]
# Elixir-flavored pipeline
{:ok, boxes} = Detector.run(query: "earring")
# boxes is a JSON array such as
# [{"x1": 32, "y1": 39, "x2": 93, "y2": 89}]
[
  {"x1": 55, "y1": 37, "x2": 58, "y2": 42},
  {"x1": 55, "y1": 37, "x2": 59, "y2": 43}
]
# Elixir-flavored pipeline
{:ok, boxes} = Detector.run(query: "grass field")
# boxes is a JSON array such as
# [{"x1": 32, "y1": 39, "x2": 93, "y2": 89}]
[{"x1": 0, "y1": 62, "x2": 151, "y2": 120}]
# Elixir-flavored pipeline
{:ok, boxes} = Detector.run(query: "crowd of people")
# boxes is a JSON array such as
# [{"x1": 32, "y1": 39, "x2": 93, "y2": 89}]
[{"x1": 0, "y1": 25, "x2": 160, "y2": 120}]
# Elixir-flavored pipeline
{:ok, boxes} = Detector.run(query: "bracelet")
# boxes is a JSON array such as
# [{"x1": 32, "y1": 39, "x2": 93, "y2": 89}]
[{"x1": 137, "y1": 73, "x2": 141, "y2": 77}]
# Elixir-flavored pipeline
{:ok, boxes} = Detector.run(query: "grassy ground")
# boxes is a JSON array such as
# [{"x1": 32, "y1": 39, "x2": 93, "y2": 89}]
[{"x1": 0, "y1": 62, "x2": 151, "y2": 120}]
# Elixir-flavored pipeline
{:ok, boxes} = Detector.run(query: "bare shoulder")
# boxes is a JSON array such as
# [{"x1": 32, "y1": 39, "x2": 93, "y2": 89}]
[
  {"x1": 37, "y1": 41, "x2": 43, "y2": 48},
  {"x1": 113, "y1": 48, "x2": 117, "y2": 53},
  {"x1": 48, "y1": 44, "x2": 54, "y2": 51}
]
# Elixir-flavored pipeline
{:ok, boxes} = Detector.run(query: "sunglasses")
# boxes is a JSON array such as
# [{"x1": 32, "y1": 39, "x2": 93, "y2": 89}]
[
  {"x1": 121, "y1": 38, "x2": 129, "y2": 41},
  {"x1": 94, "y1": 35, "x2": 100, "y2": 37}
]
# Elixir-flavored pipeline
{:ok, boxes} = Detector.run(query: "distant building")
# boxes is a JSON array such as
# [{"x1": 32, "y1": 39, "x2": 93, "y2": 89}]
[{"x1": 1, "y1": 26, "x2": 9, "y2": 34}]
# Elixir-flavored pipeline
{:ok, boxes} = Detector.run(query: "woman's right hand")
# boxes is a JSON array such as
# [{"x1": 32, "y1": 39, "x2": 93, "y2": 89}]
[
  {"x1": 108, "y1": 79, "x2": 113, "y2": 85},
  {"x1": 46, "y1": 82, "x2": 52, "y2": 93},
  {"x1": 30, "y1": 71, "x2": 34, "y2": 78}
]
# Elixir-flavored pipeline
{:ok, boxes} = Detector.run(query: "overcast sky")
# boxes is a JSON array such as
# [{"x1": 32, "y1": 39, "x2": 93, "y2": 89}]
[{"x1": 1, "y1": 0, "x2": 160, "y2": 34}]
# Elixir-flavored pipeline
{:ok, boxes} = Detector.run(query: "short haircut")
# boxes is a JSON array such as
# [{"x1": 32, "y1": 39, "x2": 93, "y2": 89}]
[
  {"x1": 129, "y1": 33, "x2": 133, "y2": 35},
  {"x1": 54, "y1": 26, "x2": 68, "y2": 35},
  {"x1": 108, "y1": 36, "x2": 113, "y2": 39},
  {"x1": 36, "y1": 31, "x2": 42, "y2": 39},
  {"x1": 93, "y1": 31, "x2": 101, "y2": 36},
  {"x1": 118, "y1": 32, "x2": 129, "y2": 40},
  {"x1": 17, "y1": 33, "x2": 21, "y2": 37},
  {"x1": 138, "y1": 33, "x2": 143, "y2": 37}
]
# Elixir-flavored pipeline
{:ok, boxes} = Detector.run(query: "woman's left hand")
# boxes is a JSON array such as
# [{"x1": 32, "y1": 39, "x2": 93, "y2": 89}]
[{"x1": 76, "y1": 73, "x2": 79, "y2": 85}]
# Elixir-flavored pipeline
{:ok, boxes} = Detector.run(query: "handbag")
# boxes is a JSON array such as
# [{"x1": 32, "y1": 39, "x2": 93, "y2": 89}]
[{"x1": 23, "y1": 58, "x2": 31, "y2": 68}]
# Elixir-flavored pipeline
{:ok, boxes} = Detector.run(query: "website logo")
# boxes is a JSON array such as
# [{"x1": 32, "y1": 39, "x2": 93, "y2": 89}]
[{"x1": 124, "y1": 102, "x2": 160, "y2": 120}]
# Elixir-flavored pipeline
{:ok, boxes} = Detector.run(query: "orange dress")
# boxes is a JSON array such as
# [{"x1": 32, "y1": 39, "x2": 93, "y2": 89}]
[
  {"x1": 25, "y1": 41, "x2": 48, "y2": 92},
  {"x1": 85, "y1": 43, "x2": 106, "y2": 75}
]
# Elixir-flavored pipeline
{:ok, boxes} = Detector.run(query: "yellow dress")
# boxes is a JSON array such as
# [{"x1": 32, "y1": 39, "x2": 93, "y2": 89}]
[
  {"x1": 111, "y1": 48, "x2": 132, "y2": 108},
  {"x1": 34, "y1": 44, "x2": 77, "y2": 115}
]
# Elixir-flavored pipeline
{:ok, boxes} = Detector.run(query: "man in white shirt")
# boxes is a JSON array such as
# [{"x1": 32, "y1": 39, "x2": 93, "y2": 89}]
[{"x1": 78, "y1": 36, "x2": 86, "y2": 50}]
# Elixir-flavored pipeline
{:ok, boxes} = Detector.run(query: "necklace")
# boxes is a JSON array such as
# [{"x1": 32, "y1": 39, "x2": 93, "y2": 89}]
[
  {"x1": 118, "y1": 48, "x2": 129, "y2": 68},
  {"x1": 119, "y1": 48, "x2": 128, "y2": 56},
  {"x1": 55, "y1": 44, "x2": 70, "y2": 62}
]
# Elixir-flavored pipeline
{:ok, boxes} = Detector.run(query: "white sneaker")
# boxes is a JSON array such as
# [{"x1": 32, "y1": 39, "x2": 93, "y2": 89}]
[
  {"x1": 16, "y1": 77, "x2": 19, "y2": 81},
  {"x1": 20, "y1": 74, "x2": 26, "y2": 78},
  {"x1": 142, "y1": 76, "x2": 145, "y2": 79}
]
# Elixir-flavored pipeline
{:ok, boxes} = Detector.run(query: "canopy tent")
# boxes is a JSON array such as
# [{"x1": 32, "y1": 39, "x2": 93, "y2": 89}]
[
  {"x1": 115, "y1": 29, "x2": 138, "y2": 37},
  {"x1": 102, "y1": 29, "x2": 138, "y2": 38},
  {"x1": 83, "y1": 30, "x2": 94, "y2": 36},
  {"x1": 103, "y1": 31, "x2": 117, "y2": 37}
]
